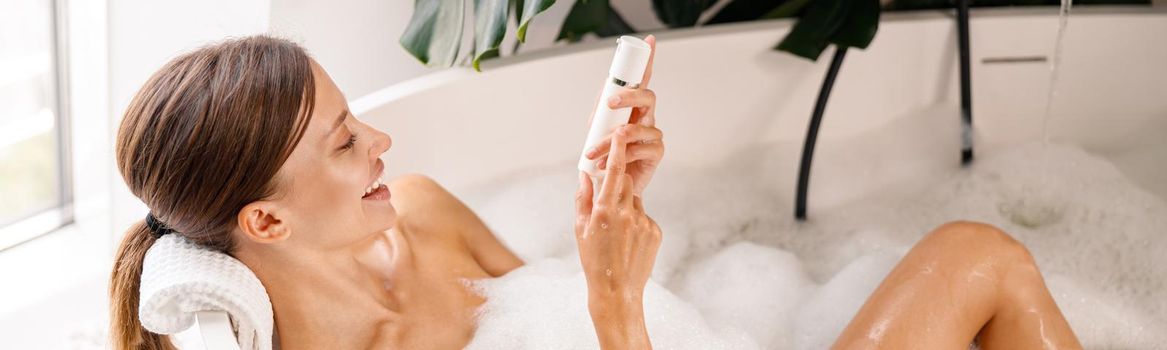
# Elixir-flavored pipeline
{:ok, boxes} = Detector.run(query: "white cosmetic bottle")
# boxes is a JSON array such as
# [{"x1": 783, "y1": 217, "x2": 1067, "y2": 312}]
[{"x1": 578, "y1": 35, "x2": 653, "y2": 181}]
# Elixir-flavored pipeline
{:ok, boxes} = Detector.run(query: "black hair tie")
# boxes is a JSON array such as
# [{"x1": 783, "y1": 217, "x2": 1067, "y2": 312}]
[{"x1": 145, "y1": 213, "x2": 175, "y2": 238}]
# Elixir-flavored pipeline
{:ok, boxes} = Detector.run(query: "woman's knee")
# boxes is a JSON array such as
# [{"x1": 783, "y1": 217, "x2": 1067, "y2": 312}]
[{"x1": 924, "y1": 221, "x2": 1037, "y2": 268}]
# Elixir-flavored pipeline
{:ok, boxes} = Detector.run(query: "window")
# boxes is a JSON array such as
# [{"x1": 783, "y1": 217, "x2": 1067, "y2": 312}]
[{"x1": 0, "y1": 0, "x2": 71, "y2": 249}]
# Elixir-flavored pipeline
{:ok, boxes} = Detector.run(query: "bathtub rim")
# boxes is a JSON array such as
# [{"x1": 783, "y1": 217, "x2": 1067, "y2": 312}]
[{"x1": 349, "y1": 5, "x2": 1166, "y2": 116}]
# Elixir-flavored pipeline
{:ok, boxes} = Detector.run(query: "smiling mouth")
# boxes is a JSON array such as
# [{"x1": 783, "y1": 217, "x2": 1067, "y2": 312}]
[
  {"x1": 362, "y1": 178, "x2": 385, "y2": 198},
  {"x1": 362, "y1": 181, "x2": 390, "y2": 200},
  {"x1": 362, "y1": 161, "x2": 390, "y2": 201}
]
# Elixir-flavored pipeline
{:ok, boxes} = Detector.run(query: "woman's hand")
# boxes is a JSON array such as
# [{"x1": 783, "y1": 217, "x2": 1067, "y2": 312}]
[
  {"x1": 575, "y1": 132, "x2": 662, "y2": 350},
  {"x1": 582, "y1": 35, "x2": 663, "y2": 197}
]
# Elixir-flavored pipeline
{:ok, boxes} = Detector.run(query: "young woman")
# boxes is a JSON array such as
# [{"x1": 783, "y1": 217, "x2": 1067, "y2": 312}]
[{"x1": 109, "y1": 35, "x2": 1080, "y2": 349}]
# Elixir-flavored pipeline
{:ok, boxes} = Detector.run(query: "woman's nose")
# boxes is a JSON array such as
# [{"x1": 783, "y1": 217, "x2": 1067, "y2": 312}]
[{"x1": 368, "y1": 129, "x2": 392, "y2": 158}]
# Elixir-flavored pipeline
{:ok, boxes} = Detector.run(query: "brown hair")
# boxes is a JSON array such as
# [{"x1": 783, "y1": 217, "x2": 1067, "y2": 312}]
[{"x1": 109, "y1": 36, "x2": 316, "y2": 349}]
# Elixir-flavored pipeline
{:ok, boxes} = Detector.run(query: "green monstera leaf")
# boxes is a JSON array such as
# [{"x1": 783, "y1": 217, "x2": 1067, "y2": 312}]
[
  {"x1": 557, "y1": 0, "x2": 609, "y2": 42},
  {"x1": 705, "y1": 0, "x2": 790, "y2": 25},
  {"x1": 761, "y1": 0, "x2": 811, "y2": 19},
  {"x1": 400, "y1": 0, "x2": 466, "y2": 67},
  {"x1": 401, "y1": 0, "x2": 560, "y2": 71},
  {"x1": 516, "y1": 0, "x2": 557, "y2": 42},
  {"x1": 775, "y1": 0, "x2": 880, "y2": 60},
  {"x1": 556, "y1": 0, "x2": 635, "y2": 42},
  {"x1": 595, "y1": 6, "x2": 635, "y2": 37},
  {"x1": 827, "y1": 0, "x2": 879, "y2": 49},
  {"x1": 473, "y1": 0, "x2": 509, "y2": 71},
  {"x1": 775, "y1": 0, "x2": 847, "y2": 60},
  {"x1": 651, "y1": 0, "x2": 718, "y2": 28},
  {"x1": 401, "y1": 0, "x2": 886, "y2": 70}
]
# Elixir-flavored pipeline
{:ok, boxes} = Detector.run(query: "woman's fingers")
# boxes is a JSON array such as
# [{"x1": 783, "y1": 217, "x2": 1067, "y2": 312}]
[
  {"x1": 597, "y1": 141, "x2": 663, "y2": 170},
  {"x1": 607, "y1": 88, "x2": 655, "y2": 124},
  {"x1": 634, "y1": 35, "x2": 657, "y2": 127},
  {"x1": 606, "y1": 88, "x2": 655, "y2": 110},
  {"x1": 575, "y1": 171, "x2": 594, "y2": 237},
  {"x1": 618, "y1": 173, "x2": 634, "y2": 207},
  {"x1": 630, "y1": 105, "x2": 656, "y2": 127},
  {"x1": 640, "y1": 35, "x2": 656, "y2": 88},
  {"x1": 600, "y1": 173, "x2": 633, "y2": 209},
  {"x1": 585, "y1": 124, "x2": 662, "y2": 160},
  {"x1": 590, "y1": 140, "x2": 662, "y2": 167},
  {"x1": 596, "y1": 132, "x2": 629, "y2": 206},
  {"x1": 630, "y1": 36, "x2": 657, "y2": 127}
]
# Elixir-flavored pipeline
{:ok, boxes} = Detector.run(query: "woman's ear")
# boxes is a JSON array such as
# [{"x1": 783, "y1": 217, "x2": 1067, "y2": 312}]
[{"x1": 237, "y1": 201, "x2": 290, "y2": 243}]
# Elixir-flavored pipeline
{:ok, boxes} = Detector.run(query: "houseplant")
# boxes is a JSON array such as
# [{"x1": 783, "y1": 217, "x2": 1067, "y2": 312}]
[{"x1": 400, "y1": 0, "x2": 881, "y2": 71}]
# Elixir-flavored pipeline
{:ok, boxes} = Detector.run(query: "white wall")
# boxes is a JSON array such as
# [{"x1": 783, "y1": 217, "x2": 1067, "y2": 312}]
[
  {"x1": 107, "y1": 0, "x2": 273, "y2": 237},
  {"x1": 268, "y1": 0, "x2": 429, "y2": 99}
]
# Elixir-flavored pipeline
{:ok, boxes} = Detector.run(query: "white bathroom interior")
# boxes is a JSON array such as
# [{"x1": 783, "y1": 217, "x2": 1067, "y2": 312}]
[{"x1": 0, "y1": 0, "x2": 1165, "y2": 349}]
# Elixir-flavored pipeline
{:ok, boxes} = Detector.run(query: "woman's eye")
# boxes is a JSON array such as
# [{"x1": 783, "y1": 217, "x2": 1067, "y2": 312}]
[{"x1": 341, "y1": 135, "x2": 357, "y2": 151}]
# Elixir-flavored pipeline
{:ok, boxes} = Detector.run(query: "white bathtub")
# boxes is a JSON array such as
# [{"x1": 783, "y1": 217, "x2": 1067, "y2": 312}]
[
  {"x1": 347, "y1": 9, "x2": 1167, "y2": 349},
  {"x1": 351, "y1": 7, "x2": 1167, "y2": 211}
]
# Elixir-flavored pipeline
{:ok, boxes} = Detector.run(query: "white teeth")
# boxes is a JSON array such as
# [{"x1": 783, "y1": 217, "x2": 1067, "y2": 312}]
[{"x1": 363, "y1": 178, "x2": 384, "y2": 197}]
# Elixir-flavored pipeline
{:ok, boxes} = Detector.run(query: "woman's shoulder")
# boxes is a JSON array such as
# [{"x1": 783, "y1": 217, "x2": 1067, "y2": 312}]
[
  {"x1": 387, "y1": 174, "x2": 475, "y2": 241},
  {"x1": 388, "y1": 174, "x2": 522, "y2": 276},
  {"x1": 388, "y1": 174, "x2": 505, "y2": 275},
  {"x1": 388, "y1": 174, "x2": 460, "y2": 216}
]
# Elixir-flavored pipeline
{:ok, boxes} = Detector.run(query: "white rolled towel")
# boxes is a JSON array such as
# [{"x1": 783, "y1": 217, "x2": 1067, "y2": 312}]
[{"x1": 139, "y1": 234, "x2": 274, "y2": 350}]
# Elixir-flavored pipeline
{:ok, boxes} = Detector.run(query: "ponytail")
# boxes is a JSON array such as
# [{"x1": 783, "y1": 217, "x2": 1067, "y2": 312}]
[
  {"x1": 109, "y1": 221, "x2": 174, "y2": 350},
  {"x1": 110, "y1": 35, "x2": 316, "y2": 349}
]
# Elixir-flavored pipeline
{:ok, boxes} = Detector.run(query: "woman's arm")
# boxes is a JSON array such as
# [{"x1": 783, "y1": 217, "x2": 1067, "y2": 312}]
[
  {"x1": 574, "y1": 132, "x2": 662, "y2": 350},
  {"x1": 460, "y1": 216, "x2": 525, "y2": 276},
  {"x1": 388, "y1": 174, "x2": 523, "y2": 277},
  {"x1": 588, "y1": 293, "x2": 652, "y2": 349},
  {"x1": 574, "y1": 35, "x2": 663, "y2": 349}
]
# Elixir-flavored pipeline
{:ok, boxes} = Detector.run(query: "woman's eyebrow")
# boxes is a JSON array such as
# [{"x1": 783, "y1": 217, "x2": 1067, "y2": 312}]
[{"x1": 327, "y1": 109, "x2": 349, "y2": 138}]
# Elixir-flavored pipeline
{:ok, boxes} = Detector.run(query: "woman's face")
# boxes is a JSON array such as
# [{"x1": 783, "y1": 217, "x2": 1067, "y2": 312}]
[{"x1": 268, "y1": 61, "x2": 396, "y2": 250}]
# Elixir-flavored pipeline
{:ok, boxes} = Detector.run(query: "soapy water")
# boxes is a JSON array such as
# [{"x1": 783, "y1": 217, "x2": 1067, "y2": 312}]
[{"x1": 461, "y1": 139, "x2": 1166, "y2": 349}]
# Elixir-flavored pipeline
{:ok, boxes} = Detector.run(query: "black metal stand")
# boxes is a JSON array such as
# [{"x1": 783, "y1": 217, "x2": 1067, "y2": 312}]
[
  {"x1": 795, "y1": 46, "x2": 848, "y2": 221},
  {"x1": 958, "y1": 0, "x2": 974, "y2": 165},
  {"x1": 793, "y1": 4, "x2": 973, "y2": 220}
]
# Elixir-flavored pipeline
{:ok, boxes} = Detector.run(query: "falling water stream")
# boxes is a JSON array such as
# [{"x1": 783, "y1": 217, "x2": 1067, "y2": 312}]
[
  {"x1": 1043, "y1": 0, "x2": 1073, "y2": 152},
  {"x1": 998, "y1": 0, "x2": 1073, "y2": 228}
]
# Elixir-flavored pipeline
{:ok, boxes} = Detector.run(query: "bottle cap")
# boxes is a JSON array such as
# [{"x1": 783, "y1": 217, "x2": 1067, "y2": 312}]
[{"x1": 608, "y1": 36, "x2": 652, "y2": 86}]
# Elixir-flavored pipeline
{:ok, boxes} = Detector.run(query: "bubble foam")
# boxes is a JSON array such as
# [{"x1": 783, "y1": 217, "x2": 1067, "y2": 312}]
[{"x1": 462, "y1": 142, "x2": 1166, "y2": 349}]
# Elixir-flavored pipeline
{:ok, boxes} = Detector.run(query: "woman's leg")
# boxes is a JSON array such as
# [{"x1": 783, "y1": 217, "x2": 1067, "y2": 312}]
[{"x1": 832, "y1": 221, "x2": 1082, "y2": 349}]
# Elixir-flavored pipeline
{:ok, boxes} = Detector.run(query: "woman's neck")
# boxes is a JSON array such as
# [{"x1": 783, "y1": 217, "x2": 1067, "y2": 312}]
[{"x1": 237, "y1": 230, "x2": 413, "y2": 348}]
